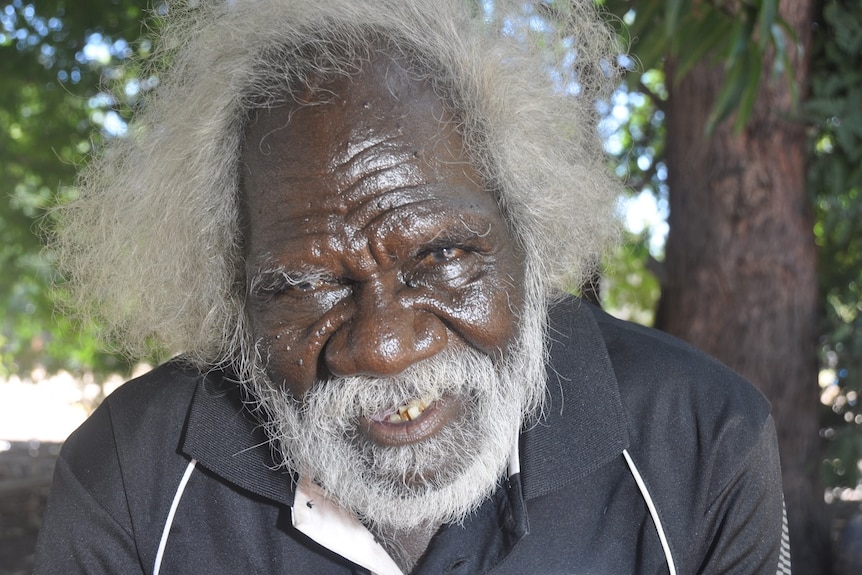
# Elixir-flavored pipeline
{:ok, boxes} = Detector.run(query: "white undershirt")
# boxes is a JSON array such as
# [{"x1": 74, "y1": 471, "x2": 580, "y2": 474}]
[{"x1": 292, "y1": 474, "x2": 404, "y2": 575}]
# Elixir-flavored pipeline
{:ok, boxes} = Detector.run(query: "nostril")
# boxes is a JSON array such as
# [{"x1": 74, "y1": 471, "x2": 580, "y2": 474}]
[{"x1": 324, "y1": 307, "x2": 448, "y2": 378}]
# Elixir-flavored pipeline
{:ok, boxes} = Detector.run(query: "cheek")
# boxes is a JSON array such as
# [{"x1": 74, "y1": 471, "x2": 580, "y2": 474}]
[
  {"x1": 447, "y1": 272, "x2": 522, "y2": 357},
  {"x1": 480, "y1": 244, "x2": 525, "y2": 348},
  {"x1": 248, "y1": 309, "x2": 335, "y2": 398}
]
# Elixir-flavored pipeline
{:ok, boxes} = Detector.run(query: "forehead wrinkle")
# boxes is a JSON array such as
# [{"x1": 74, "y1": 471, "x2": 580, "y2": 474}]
[
  {"x1": 327, "y1": 136, "x2": 429, "y2": 226},
  {"x1": 329, "y1": 131, "x2": 405, "y2": 171},
  {"x1": 355, "y1": 193, "x2": 500, "y2": 263},
  {"x1": 344, "y1": 186, "x2": 432, "y2": 229},
  {"x1": 328, "y1": 133, "x2": 419, "y2": 191},
  {"x1": 338, "y1": 164, "x2": 425, "y2": 219}
]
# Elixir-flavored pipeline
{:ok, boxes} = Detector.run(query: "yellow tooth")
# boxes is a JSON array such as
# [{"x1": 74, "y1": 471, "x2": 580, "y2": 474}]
[
  {"x1": 390, "y1": 399, "x2": 431, "y2": 422},
  {"x1": 406, "y1": 404, "x2": 422, "y2": 420}
]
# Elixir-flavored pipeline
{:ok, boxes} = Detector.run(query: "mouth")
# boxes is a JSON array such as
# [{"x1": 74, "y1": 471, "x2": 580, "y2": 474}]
[
  {"x1": 358, "y1": 394, "x2": 462, "y2": 447},
  {"x1": 370, "y1": 397, "x2": 435, "y2": 424}
]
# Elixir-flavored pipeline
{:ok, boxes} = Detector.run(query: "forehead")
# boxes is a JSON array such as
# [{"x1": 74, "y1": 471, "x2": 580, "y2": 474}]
[{"x1": 240, "y1": 52, "x2": 504, "y2": 260}]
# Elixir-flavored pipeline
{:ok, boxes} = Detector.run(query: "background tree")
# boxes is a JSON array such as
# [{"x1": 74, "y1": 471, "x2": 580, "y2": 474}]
[{"x1": 809, "y1": 1, "x2": 862, "y2": 497}]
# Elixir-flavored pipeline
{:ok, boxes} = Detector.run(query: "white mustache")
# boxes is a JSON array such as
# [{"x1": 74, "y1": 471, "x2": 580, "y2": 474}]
[{"x1": 299, "y1": 348, "x2": 488, "y2": 424}]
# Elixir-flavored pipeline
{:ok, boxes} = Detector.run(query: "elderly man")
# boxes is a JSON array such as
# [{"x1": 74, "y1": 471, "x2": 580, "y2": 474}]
[{"x1": 36, "y1": 1, "x2": 789, "y2": 573}]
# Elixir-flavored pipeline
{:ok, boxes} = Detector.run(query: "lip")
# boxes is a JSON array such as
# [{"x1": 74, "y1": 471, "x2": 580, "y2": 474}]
[{"x1": 358, "y1": 395, "x2": 463, "y2": 447}]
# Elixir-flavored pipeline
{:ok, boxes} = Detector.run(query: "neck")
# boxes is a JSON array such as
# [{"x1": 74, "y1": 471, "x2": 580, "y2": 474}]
[{"x1": 373, "y1": 522, "x2": 439, "y2": 573}]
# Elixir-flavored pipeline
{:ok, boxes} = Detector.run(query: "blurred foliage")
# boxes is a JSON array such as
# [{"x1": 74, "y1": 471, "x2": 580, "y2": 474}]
[
  {"x1": 807, "y1": 0, "x2": 862, "y2": 488},
  {"x1": 598, "y1": 66, "x2": 667, "y2": 322},
  {"x1": 603, "y1": 0, "x2": 793, "y2": 133},
  {"x1": 602, "y1": 231, "x2": 662, "y2": 326},
  {"x1": 0, "y1": 0, "x2": 152, "y2": 378}
]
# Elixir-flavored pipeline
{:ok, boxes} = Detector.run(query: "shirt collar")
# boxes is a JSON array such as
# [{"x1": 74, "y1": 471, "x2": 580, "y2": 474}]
[
  {"x1": 181, "y1": 372, "x2": 296, "y2": 507},
  {"x1": 518, "y1": 298, "x2": 630, "y2": 500}
]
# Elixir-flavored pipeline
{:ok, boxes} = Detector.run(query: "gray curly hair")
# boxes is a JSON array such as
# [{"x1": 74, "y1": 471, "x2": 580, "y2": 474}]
[{"x1": 51, "y1": 0, "x2": 622, "y2": 365}]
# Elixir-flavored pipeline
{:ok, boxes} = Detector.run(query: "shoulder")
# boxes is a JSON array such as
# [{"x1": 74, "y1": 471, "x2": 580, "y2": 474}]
[
  {"x1": 586, "y1": 302, "x2": 771, "y2": 434},
  {"x1": 549, "y1": 298, "x2": 770, "y2": 425},
  {"x1": 58, "y1": 359, "x2": 209, "y2": 500},
  {"x1": 548, "y1": 300, "x2": 784, "y2": 569},
  {"x1": 547, "y1": 298, "x2": 774, "y2": 497},
  {"x1": 105, "y1": 359, "x2": 204, "y2": 414},
  {"x1": 578, "y1": 301, "x2": 774, "y2": 506}
]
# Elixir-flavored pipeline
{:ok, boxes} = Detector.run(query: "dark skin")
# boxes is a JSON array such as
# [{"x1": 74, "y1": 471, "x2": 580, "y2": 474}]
[{"x1": 241, "y1": 53, "x2": 524, "y2": 569}]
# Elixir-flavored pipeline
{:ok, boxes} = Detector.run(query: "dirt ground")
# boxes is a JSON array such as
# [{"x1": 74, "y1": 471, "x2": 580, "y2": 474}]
[{"x1": 0, "y1": 442, "x2": 59, "y2": 575}]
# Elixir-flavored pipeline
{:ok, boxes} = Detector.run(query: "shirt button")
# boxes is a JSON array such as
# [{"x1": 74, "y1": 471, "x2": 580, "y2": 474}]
[{"x1": 444, "y1": 557, "x2": 470, "y2": 573}]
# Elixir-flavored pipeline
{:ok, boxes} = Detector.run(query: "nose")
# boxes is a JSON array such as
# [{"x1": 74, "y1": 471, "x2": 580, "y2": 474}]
[{"x1": 323, "y1": 280, "x2": 448, "y2": 378}]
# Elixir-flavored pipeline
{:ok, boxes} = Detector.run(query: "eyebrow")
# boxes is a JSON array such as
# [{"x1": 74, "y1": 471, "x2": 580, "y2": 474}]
[{"x1": 247, "y1": 265, "x2": 333, "y2": 294}]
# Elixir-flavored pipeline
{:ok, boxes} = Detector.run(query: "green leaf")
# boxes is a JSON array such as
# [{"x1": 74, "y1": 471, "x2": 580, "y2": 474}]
[
  {"x1": 772, "y1": 21, "x2": 799, "y2": 110},
  {"x1": 629, "y1": 25, "x2": 670, "y2": 77},
  {"x1": 705, "y1": 46, "x2": 748, "y2": 133},
  {"x1": 625, "y1": 0, "x2": 664, "y2": 46},
  {"x1": 674, "y1": 7, "x2": 734, "y2": 80},
  {"x1": 758, "y1": 0, "x2": 779, "y2": 50},
  {"x1": 733, "y1": 50, "x2": 763, "y2": 134},
  {"x1": 665, "y1": 0, "x2": 688, "y2": 40}
]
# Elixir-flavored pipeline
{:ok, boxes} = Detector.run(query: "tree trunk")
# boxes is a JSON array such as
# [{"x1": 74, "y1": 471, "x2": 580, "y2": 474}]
[{"x1": 657, "y1": 2, "x2": 829, "y2": 572}]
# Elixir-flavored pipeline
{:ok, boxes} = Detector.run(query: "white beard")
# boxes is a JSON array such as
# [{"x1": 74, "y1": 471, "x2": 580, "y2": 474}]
[{"x1": 245, "y1": 302, "x2": 546, "y2": 531}]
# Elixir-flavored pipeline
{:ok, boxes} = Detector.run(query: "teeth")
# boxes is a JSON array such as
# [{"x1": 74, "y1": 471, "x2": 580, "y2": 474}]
[
  {"x1": 406, "y1": 404, "x2": 422, "y2": 420},
  {"x1": 387, "y1": 398, "x2": 432, "y2": 423}
]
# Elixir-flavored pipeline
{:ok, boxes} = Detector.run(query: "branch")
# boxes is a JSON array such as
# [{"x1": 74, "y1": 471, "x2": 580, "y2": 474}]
[{"x1": 638, "y1": 78, "x2": 667, "y2": 113}]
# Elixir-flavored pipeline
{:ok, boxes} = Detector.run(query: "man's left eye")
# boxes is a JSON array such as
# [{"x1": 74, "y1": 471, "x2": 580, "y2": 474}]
[
  {"x1": 291, "y1": 279, "x2": 324, "y2": 292},
  {"x1": 404, "y1": 245, "x2": 481, "y2": 289},
  {"x1": 421, "y1": 246, "x2": 465, "y2": 264}
]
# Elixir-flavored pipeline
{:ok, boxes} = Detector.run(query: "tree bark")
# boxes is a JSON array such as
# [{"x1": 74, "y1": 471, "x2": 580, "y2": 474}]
[{"x1": 657, "y1": 2, "x2": 829, "y2": 572}]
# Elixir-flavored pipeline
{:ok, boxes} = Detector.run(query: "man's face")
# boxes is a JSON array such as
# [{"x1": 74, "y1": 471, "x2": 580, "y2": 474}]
[
  {"x1": 240, "y1": 53, "x2": 538, "y2": 529},
  {"x1": 242, "y1": 55, "x2": 524, "y2": 442}
]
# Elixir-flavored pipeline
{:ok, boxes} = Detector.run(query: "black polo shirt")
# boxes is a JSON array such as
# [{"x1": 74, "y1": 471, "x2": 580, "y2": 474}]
[{"x1": 34, "y1": 299, "x2": 788, "y2": 574}]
